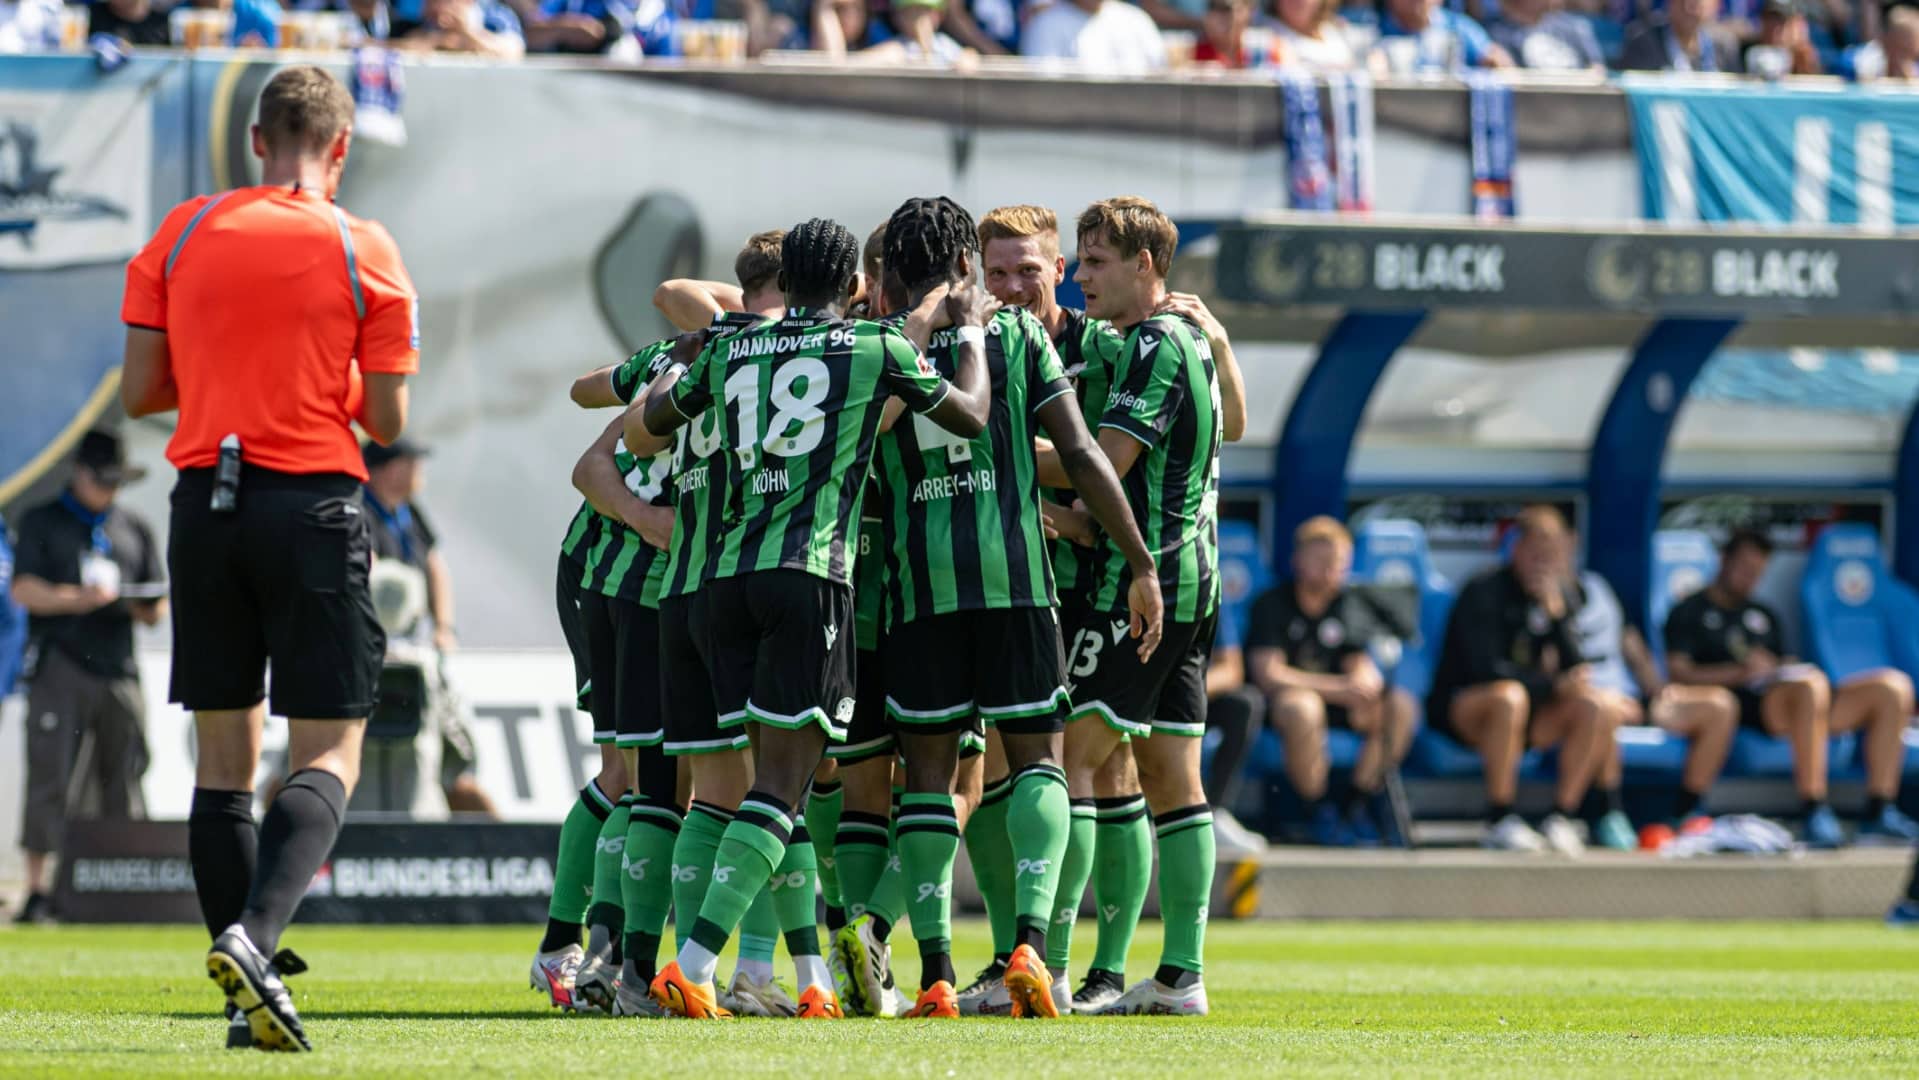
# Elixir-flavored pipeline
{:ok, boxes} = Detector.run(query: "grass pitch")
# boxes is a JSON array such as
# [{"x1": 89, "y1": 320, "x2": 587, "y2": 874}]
[{"x1": 2, "y1": 919, "x2": 1917, "y2": 1077}]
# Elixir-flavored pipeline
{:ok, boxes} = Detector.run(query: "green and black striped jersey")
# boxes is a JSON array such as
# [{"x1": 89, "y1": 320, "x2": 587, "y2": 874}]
[
  {"x1": 853, "y1": 496, "x2": 884, "y2": 652},
  {"x1": 656, "y1": 312, "x2": 774, "y2": 601},
  {"x1": 872, "y1": 306, "x2": 1072, "y2": 625},
  {"x1": 1089, "y1": 313, "x2": 1222, "y2": 624},
  {"x1": 667, "y1": 308, "x2": 948, "y2": 587},
  {"x1": 580, "y1": 312, "x2": 765, "y2": 607},
  {"x1": 1045, "y1": 307, "x2": 1125, "y2": 601},
  {"x1": 559, "y1": 500, "x2": 601, "y2": 572}
]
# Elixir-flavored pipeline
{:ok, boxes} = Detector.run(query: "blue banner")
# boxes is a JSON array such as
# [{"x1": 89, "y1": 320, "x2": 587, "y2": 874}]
[{"x1": 1625, "y1": 81, "x2": 1919, "y2": 227}]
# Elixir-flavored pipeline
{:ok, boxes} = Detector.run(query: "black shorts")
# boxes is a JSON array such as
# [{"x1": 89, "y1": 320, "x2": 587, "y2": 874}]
[
  {"x1": 660, "y1": 592, "x2": 747, "y2": 757},
  {"x1": 830, "y1": 649, "x2": 894, "y2": 765},
  {"x1": 555, "y1": 554, "x2": 591, "y2": 712},
  {"x1": 581, "y1": 592, "x2": 664, "y2": 748},
  {"x1": 1735, "y1": 687, "x2": 1768, "y2": 731},
  {"x1": 167, "y1": 467, "x2": 384, "y2": 719},
  {"x1": 703, "y1": 569, "x2": 857, "y2": 742},
  {"x1": 1061, "y1": 602, "x2": 1214, "y2": 739},
  {"x1": 881, "y1": 607, "x2": 1068, "y2": 738}
]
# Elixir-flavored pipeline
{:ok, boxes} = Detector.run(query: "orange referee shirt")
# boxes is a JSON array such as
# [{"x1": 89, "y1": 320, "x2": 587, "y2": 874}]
[{"x1": 121, "y1": 185, "x2": 419, "y2": 482}]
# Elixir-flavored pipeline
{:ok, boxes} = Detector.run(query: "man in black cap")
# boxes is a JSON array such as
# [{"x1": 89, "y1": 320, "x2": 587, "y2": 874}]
[
  {"x1": 9, "y1": 429, "x2": 165, "y2": 924},
  {"x1": 360, "y1": 439, "x2": 495, "y2": 816}
]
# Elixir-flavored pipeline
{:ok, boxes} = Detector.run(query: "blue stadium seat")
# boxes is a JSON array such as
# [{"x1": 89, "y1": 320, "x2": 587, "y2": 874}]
[
  {"x1": 1617, "y1": 724, "x2": 1688, "y2": 783},
  {"x1": 1883, "y1": 578, "x2": 1919, "y2": 681},
  {"x1": 1350, "y1": 519, "x2": 1453, "y2": 700},
  {"x1": 1800, "y1": 523, "x2": 1900, "y2": 684},
  {"x1": 1647, "y1": 529, "x2": 1718, "y2": 674},
  {"x1": 1216, "y1": 519, "x2": 1271, "y2": 641}
]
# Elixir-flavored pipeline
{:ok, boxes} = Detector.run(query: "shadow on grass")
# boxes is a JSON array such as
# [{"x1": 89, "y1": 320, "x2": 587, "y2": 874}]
[{"x1": 161, "y1": 1010, "x2": 578, "y2": 1021}]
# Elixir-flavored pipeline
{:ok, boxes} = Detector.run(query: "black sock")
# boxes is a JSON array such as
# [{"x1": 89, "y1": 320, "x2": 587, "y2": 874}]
[
  {"x1": 919, "y1": 941, "x2": 956, "y2": 991},
  {"x1": 1866, "y1": 796, "x2": 1889, "y2": 820},
  {"x1": 1153, "y1": 963, "x2": 1200, "y2": 989},
  {"x1": 1907, "y1": 855, "x2": 1919, "y2": 903},
  {"x1": 623, "y1": 930, "x2": 660, "y2": 982},
  {"x1": 824, "y1": 905, "x2": 846, "y2": 934},
  {"x1": 871, "y1": 915, "x2": 892, "y2": 942},
  {"x1": 238, "y1": 768, "x2": 346, "y2": 957},
  {"x1": 540, "y1": 918, "x2": 582, "y2": 953},
  {"x1": 1581, "y1": 786, "x2": 1623, "y2": 827},
  {"x1": 189, "y1": 788, "x2": 258, "y2": 942},
  {"x1": 1486, "y1": 802, "x2": 1514, "y2": 825},
  {"x1": 1014, "y1": 917, "x2": 1046, "y2": 955},
  {"x1": 992, "y1": 952, "x2": 1011, "y2": 967},
  {"x1": 1673, "y1": 788, "x2": 1702, "y2": 823},
  {"x1": 1804, "y1": 798, "x2": 1830, "y2": 817}
]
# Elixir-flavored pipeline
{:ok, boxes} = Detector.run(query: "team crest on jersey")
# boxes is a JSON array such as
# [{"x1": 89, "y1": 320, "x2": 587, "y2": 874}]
[
  {"x1": 1743, "y1": 608, "x2": 1771, "y2": 635},
  {"x1": 1318, "y1": 619, "x2": 1346, "y2": 648},
  {"x1": 1526, "y1": 606, "x2": 1551, "y2": 636},
  {"x1": 1703, "y1": 610, "x2": 1724, "y2": 630}
]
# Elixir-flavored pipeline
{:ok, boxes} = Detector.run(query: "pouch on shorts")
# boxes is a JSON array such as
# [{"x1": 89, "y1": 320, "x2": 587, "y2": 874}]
[{"x1": 298, "y1": 498, "x2": 364, "y2": 593}]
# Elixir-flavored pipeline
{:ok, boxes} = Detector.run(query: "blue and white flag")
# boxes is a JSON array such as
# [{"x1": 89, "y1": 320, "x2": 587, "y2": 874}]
[
  {"x1": 351, "y1": 44, "x2": 407, "y2": 148},
  {"x1": 1282, "y1": 74, "x2": 1335, "y2": 212},
  {"x1": 1624, "y1": 80, "x2": 1919, "y2": 229},
  {"x1": 1327, "y1": 72, "x2": 1374, "y2": 212},
  {"x1": 1282, "y1": 73, "x2": 1375, "y2": 213}
]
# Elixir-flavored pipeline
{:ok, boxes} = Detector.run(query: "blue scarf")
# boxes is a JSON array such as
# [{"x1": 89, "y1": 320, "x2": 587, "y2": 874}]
[
  {"x1": 59, "y1": 491, "x2": 111, "y2": 557},
  {"x1": 1469, "y1": 73, "x2": 1516, "y2": 219}
]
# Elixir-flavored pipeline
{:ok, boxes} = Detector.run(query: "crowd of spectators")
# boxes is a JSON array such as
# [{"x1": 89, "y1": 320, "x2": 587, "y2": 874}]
[{"x1": 6, "y1": 0, "x2": 1915, "y2": 81}]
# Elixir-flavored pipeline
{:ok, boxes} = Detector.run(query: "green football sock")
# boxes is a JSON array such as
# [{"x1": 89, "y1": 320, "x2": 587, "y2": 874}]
[
  {"x1": 965, "y1": 775, "x2": 1017, "y2": 957},
  {"x1": 770, "y1": 826, "x2": 821, "y2": 949},
  {"x1": 1007, "y1": 764, "x2": 1070, "y2": 945},
  {"x1": 833, "y1": 811, "x2": 890, "y2": 919},
  {"x1": 1091, "y1": 796, "x2": 1152, "y2": 976},
  {"x1": 898, "y1": 795, "x2": 960, "y2": 946},
  {"x1": 684, "y1": 793, "x2": 795, "y2": 985},
  {"x1": 805, "y1": 782, "x2": 844, "y2": 910},
  {"x1": 868, "y1": 823, "x2": 907, "y2": 932},
  {"x1": 587, "y1": 794, "x2": 633, "y2": 954},
  {"x1": 620, "y1": 795, "x2": 681, "y2": 982},
  {"x1": 1046, "y1": 799, "x2": 1096, "y2": 971},
  {"x1": 547, "y1": 781, "x2": 613, "y2": 926},
  {"x1": 670, "y1": 801, "x2": 733, "y2": 951},
  {"x1": 738, "y1": 891, "x2": 780, "y2": 972},
  {"x1": 1153, "y1": 805, "x2": 1216, "y2": 977}
]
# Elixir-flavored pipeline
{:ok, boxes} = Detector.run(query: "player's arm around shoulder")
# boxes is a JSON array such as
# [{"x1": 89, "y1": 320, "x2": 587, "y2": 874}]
[{"x1": 1155, "y1": 292, "x2": 1245, "y2": 442}]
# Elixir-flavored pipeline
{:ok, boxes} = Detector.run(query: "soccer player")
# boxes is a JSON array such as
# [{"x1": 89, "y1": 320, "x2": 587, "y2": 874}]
[
  {"x1": 637, "y1": 217, "x2": 994, "y2": 1019},
  {"x1": 1427, "y1": 507, "x2": 1615, "y2": 855},
  {"x1": 1665, "y1": 528, "x2": 1919, "y2": 847},
  {"x1": 828, "y1": 238, "x2": 923, "y2": 1020},
  {"x1": 613, "y1": 235, "x2": 838, "y2": 1017},
  {"x1": 856, "y1": 197, "x2": 1162, "y2": 1020},
  {"x1": 1245, "y1": 516, "x2": 1419, "y2": 846},
  {"x1": 960, "y1": 203, "x2": 1129, "y2": 1016},
  {"x1": 530, "y1": 469, "x2": 629, "y2": 1010},
  {"x1": 1035, "y1": 196, "x2": 1240, "y2": 1017}
]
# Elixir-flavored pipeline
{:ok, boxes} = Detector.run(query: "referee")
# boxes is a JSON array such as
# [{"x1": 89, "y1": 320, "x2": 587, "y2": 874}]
[{"x1": 119, "y1": 66, "x2": 419, "y2": 1053}]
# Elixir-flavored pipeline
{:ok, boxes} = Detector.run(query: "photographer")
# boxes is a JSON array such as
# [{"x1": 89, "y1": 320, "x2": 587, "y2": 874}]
[{"x1": 9, "y1": 430, "x2": 163, "y2": 925}]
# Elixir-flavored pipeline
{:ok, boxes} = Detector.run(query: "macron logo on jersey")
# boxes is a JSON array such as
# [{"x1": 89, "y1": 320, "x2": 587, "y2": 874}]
[
  {"x1": 1136, "y1": 332, "x2": 1160, "y2": 362},
  {"x1": 1110, "y1": 618, "x2": 1130, "y2": 645}
]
